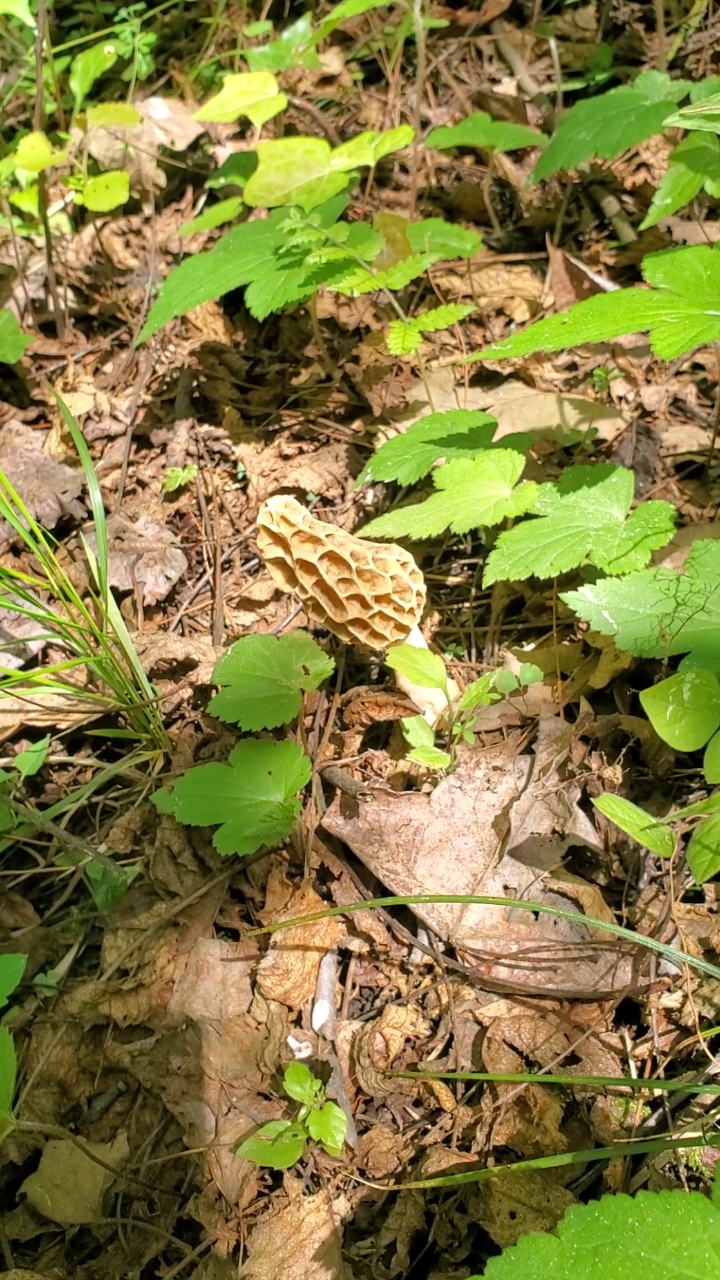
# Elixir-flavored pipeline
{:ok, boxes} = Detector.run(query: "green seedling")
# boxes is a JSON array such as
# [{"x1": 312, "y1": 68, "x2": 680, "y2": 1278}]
[
  {"x1": 236, "y1": 1062, "x2": 347, "y2": 1168},
  {"x1": 0, "y1": 953, "x2": 28, "y2": 1142}
]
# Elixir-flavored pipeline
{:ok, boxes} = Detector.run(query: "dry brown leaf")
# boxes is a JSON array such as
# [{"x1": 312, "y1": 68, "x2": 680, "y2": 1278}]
[
  {"x1": 85, "y1": 511, "x2": 188, "y2": 605},
  {"x1": 256, "y1": 874, "x2": 344, "y2": 1008},
  {"x1": 0, "y1": 421, "x2": 84, "y2": 544},
  {"x1": 357, "y1": 1123, "x2": 412, "y2": 1177},
  {"x1": 0, "y1": 686, "x2": 96, "y2": 742},
  {"x1": 353, "y1": 1004, "x2": 431, "y2": 1096},
  {"x1": 20, "y1": 1133, "x2": 129, "y2": 1225},
  {"x1": 470, "y1": 1173, "x2": 576, "y2": 1249},
  {"x1": 166, "y1": 937, "x2": 256, "y2": 1024},
  {"x1": 239, "y1": 1191, "x2": 348, "y2": 1280},
  {"x1": 322, "y1": 732, "x2": 637, "y2": 997},
  {"x1": 137, "y1": 96, "x2": 206, "y2": 151},
  {"x1": 432, "y1": 256, "x2": 544, "y2": 323}
]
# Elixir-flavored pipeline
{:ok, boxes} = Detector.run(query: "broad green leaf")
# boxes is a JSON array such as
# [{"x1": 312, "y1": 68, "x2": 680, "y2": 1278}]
[
  {"x1": 427, "y1": 112, "x2": 547, "y2": 154},
  {"x1": 15, "y1": 131, "x2": 68, "y2": 173},
  {"x1": 81, "y1": 171, "x2": 130, "y2": 212},
  {"x1": 592, "y1": 794, "x2": 675, "y2": 858},
  {"x1": 386, "y1": 646, "x2": 448, "y2": 692},
  {"x1": 493, "y1": 670, "x2": 519, "y2": 694},
  {"x1": 0, "y1": 954, "x2": 27, "y2": 1008},
  {"x1": 363, "y1": 450, "x2": 536, "y2": 540},
  {"x1": 0, "y1": 310, "x2": 32, "y2": 363},
  {"x1": 0, "y1": 1027, "x2": 17, "y2": 1134},
  {"x1": 236, "y1": 1120, "x2": 306, "y2": 1168},
  {"x1": 640, "y1": 133, "x2": 720, "y2": 229},
  {"x1": 244, "y1": 129, "x2": 413, "y2": 210},
  {"x1": 407, "y1": 744, "x2": 453, "y2": 769},
  {"x1": 478, "y1": 1187, "x2": 720, "y2": 1280},
  {"x1": 687, "y1": 811, "x2": 720, "y2": 884},
  {"x1": 209, "y1": 633, "x2": 334, "y2": 730},
  {"x1": 245, "y1": 13, "x2": 319, "y2": 73},
  {"x1": 532, "y1": 71, "x2": 690, "y2": 181},
  {"x1": 312, "y1": 0, "x2": 391, "y2": 45},
  {"x1": 518, "y1": 662, "x2": 544, "y2": 686},
  {"x1": 639, "y1": 670, "x2": 720, "y2": 753},
  {"x1": 331, "y1": 127, "x2": 413, "y2": 169},
  {"x1": 401, "y1": 714, "x2": 436, "y2": 750},
  {"x1": 153, "y1": 738, "x2": 311, "y2": 856},
  {"x1": 179, "y1": 196, "x2": 244, "y2": 235},
  {"x1": 0, "y1": 0, "x2": 35, "y2": 28},
  {"x1": 206, "y1": 152, "x2": 258, "y2": 189},
  {"x1": 192, "y1": 72, "x2": 287, "y2": 126},
  {"x1": 484, "y1": 466, "x2": 675, "y2": 584},
  {"x1": 283, "y1": 1062, "x2": 322, "y2": 1105},
  {"x1": 85, "y1": 859, "x2": 141, "y2": 912},
  {"x1": 306, "y1": 1101, "x2": 347, "y2": 1156},
  {"x1": 356, "y1": 410, "x2": 520, "y2": 486},
  {"x1": 406, "y1": 218, "x2": 481, "y2": 259},
  {"x1": 86, "y1": 103, "x2": 142, "y2": 128},
  {"x1": 663, "y1": 90, "x2": 720, "y2": 134},
  {"x1": 70, "y1": 42, "x2": 118, "y2": 110},
  {"x1": 704, "y1": 731, "x2": 720, "y2": 784},
  {"x1": 386, "y1": 304, "x2": 474, "y2": 355},
  {"x1": 14, "y1": 734, "x2": 50, "y2": 779},
  {"x1": 563, "y1": 539, "x2": 720, "y2": 668},
  {"x1": 457, "y1": 673, "x2": 500, "y2": 713}
]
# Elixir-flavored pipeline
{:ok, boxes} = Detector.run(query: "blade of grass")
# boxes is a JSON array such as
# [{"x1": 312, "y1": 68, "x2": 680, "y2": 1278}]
[{"x1": 396, "y1": 1070, "x2": 720, "y2": 1096}]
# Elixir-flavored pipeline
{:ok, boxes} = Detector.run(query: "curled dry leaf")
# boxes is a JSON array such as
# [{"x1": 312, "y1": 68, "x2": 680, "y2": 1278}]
[
  {"x1": 353, "y1": 1003, "x2": 431, "y2": 1096},
  {"x1": 0, "y1": 421, "x2": 84, "y2": 546},
  {"x1": 256, "y1": 874, "x2": 344, "y2": 1008},
  {"x1": 238, "y1": 1190, "x2": 348, "y2": 1280},
  {"x1": 85, "y1": 511, "x2": 188, "y2": 605},
  {"x1": 256, "y1": 494, "x2": 426, "y2": 649}
]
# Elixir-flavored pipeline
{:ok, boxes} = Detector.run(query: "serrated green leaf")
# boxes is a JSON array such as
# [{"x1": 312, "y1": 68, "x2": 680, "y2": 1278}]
[
  {"x1": 484, "y1": 466, "x2": 674, "y2": 584},
  {"x1": 209, "y1": 632, "x2": 334, "y2": 730},
  {"x1": 192, "y1": 72, "x2": 287, "y2": 126},
  {"x1": 386, "y1": 646, "x2": 448, "y2": 692},
  {"x1": 179, "y1": 196, "x2": 244, "y2": 236},
  {"x1": 400, "y1": 714, "x2": 436, "y2": 749},
  {"x1": 70, "y1": 43, "x2": 118, "y2": 111},
  {"x1": 153, "y1": 739, "x2": 311, "y2": 856},
  {"x1": 418, "y1": 303, "x2": 475, "y2": 333},
  {"x1": 562, "y1": 539, "x2": 720, "y2": 667},
  {"x1": 283, "y1": 1062, "x2": 322, "y2": 1104},
  {"x1": 687, "y1": 812, "x2": 720, "y2": 885},
  {"x1": 533, "y1": 72, "x2": 690, "y2": 181},
  {"x1": 0, "y1": 309, "x2": 32, "y2": 364},
  {"x1": 0, "y1": 1026, "x2": 17, "y2": 1130},
  {"x1": 478, "y1": 1187, "x2": 720, "y2": 1280},
  {"x1": 236, "y1": 1120, "x2": 307, "y2": 1168},
  {"x1": 363, "y1": 450, "x2": 536, "y2": 540},
  {"x1": 427, "y1": 112, "x2": 547, "y2": 154},
  {"x1": 663, "y1": 90, "x2": 720, "y2": 134},
  {"x1": 0, "y1": 954, "x2": 27, "y2": 1008},
  {"x1": 306, "y1": 1101, "x2": 347, "y2": 1157},
  {"x1": 640, "y1": 133, "x2": 718, "y2": 229},
  {"x1": 386, "y1": 320, "x2": 423, "y2": 355},
  {"x1": 639, "y1": 669, "x2": 720, "y2": 752},
  {"x1": 704, "y1": 731, "x2": 720, "y2": 784},
  {"x1": 357, "y1": 409, "x2": 524, "y2": 486},
  {"x1": 406, "y1": 218, "x2": 482, "y2": 259},
  {"x1": 592, "y1": 794, "x2": 674, "y2": 858},
  {"x1": 332, "y1": 252, "x2": 439, "y2": 296},
  {"x1": 457, "y1": 673, "x2": 500, "y2": 713},
  {"x1": 82, "y1": 170, "x2": 130, "y2": 212}
]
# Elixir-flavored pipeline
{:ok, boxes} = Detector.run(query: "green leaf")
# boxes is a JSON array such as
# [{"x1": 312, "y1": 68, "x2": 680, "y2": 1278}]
[
  {"x1": 406, "y1": 218, "x2": 482, "y2": 259},
  {"x1": 14, "y1": 734, "x2": 50, "y2": 779},
  {"x1": 85, "y1": 859, "x2": 140, "y2": 912},
  {"x1": 283, "y1": 1062, "x2": 322, "y2": 1105},
  {"x1": 69, "y1": 42, "x2": 118, "y2": 110},
  {"x1": 592, "y1": 794, "x2": 675, "y2": 858},
  {"x1": 356, "y1": 409, "x2": 522, "y2": 486},
  {"x1": 401, "y1": 714, "x2": 436, "y2": 749},
  {"x1": 0, "y1": 1026, "x2": 17, "y2": 1134},
  {"x1": 493, "y1": 670, "x2": 519, "y2": 694},
  {"x1": 408, "y1": 743, "x2": 453, "y2": 769},
  {"x1": 386, "y1": 304, "x2": 474, "y2": 355},
  {"x1": 477, "y1": 1187, "x2": 720, "y2": 1280},
  {"x1": 245, "y1": 14, "x2": 319, "y2": 73},
  {"x1": 518, "y1": 662, "x2": 544, "y2": 686},
  {"x1": 244, "y1": 128, "x2": 412, "y2": 211},
  {"x1": 86, "y1": 103, "x2": 142, "y2": 128},
  {"x1": 205, "y1": 152, "x2": 258, "y2": 190},
  {"x1": 331, "y1": 251, "x2": 437, "y2": 296},
  {"x1": 562, "y1": 539, "x2": 720, "y2": 668},
  {"x1": 0, "y1": 309, "x2": 32, "y2": 364},
  {"x1": 457, "y1": 673, "x2": 500, "y2": 713},
  {"x1": 236, "y1": 1120, "x2": 307, "y2": 1168},
  {"x1": 332, "y1": 126, "x2": 413, "y2": 169},
  {"x1": 312, "y1": 0, "x2": 392, "y2": 45},
  {"x1": 306, "y1": 1101, "x2": 347, "y2": 1157},
  {"x1": 0, "y1": 0, "x2": 35, "y2": 29},
  {"x1": 686, "y1": 812, "x2": 720, "y2": 885},
  {"x1": 363, "y1": 450, "x2": 536, "y2": 540},
  {"x1": 640, "y1": 133, "x2": 719, "y2": 229},
  {"x1": 704, "y1": 731, "x2": 720, "y2": 784},
  {"x1": 532, "y1": 71, "x2": 690, "y2": 181},
  {"x1": 483, "y1": 466, "x2": 675, "y2": 584},
  {"x1": 427, "y1": 112, "x2": 547, "y2": 154},
  {"x1": 209, "y1": 632, "x2": 334, "y2": 730},
  {"x1": 81, "y1": 171, "x2": 130, "y2": 213},
  {"x1": 0, "y1": 954, "x2": 27, "y2": 1008},
  {"x1": 663, "y1": 89, "x2": 720, "y2": 134},
  {"x1": 386, "y1": 646, "x2": 448, "y2": 692},
  {"x1": 192, "y1": 72, "x2": 287, "y2": 126},
  {"x1": 639, "y1": 670, "x2": 720, "y2": 753},
  {"x1": 15, "y1": 131, "x2": 68, "y2": 173},
  {"x1": 179, "y1": 196, "x2": 244, "y2": 235},
  {"x1": 153, "y1": 739, "x2": 311, "y2": 856}
]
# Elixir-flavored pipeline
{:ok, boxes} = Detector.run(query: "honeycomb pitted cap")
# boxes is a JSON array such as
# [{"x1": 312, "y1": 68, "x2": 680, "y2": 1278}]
[{"x1": 256, "y1": 495, "x2": 426, "y2": 649}]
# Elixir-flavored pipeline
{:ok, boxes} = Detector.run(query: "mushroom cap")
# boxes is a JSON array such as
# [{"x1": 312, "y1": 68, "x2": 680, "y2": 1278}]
[{"x1": 256, "y1": 495, "x2": 426, "y2": 649}]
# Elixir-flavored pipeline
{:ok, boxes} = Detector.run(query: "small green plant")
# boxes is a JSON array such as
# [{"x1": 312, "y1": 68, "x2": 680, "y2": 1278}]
[
  {"x1": 236, "y1": 1062, "x2": 347, "y2": 1168},
  {"x1": 153, "y1": 631, "x2": 334, "y2": 855},
  {"x1": 0, "y1": 952, "x2": 27, "y2": 1142},
  {"x1": 162, "y1": 464, "x2": 198, "y2": 493}
]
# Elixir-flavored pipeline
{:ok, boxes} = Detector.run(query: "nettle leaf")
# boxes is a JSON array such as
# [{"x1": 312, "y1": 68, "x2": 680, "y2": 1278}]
[
  {"x1": 179, "y1": 196, "x2": 244, "y2": 236},
  {"x1": 592, "y1": 794, "x2": 674, "y2": 858},
  {"x1": 478, "y1": 1187, "x2": 720, "y2": 1280},
  {"x1": 356, "y1": 409, "x2": 526, "y2": 486},
  {"x1": 153, "y1": 739, "x2": 311, "y2": 856},
  {"x1": 406, "y1": 218, "x2": 482, "y2": 259},
  {"x1": 0, "y1": 310, "x2": 32, "y2": 364},
  {"x1": 192, "y1": 71, "x2": 287, "y2": 126},
  {"x1": 427, "y1": 112, "x2": 547, "y2": 154},
  {"x1": 387, "y1": 303, "x2": 474, "y2": 355},
  {"x1": 363, "y1": 450, "x2": 537, "y2": 540},
  {"x1": 639, "y1": 669, "x2": 720, "y2": 752},
  {"x1": 562, "y1": 539, "x2": 720, "y2": 668},
  {"x1": 532, "y1": 70, "x2": 690, "y2": 181},
  {"x1": 244, "y1": 128, "x2": 413, "y2": 210},
  {"x1": 209, "y1": 632, "x2": 334, "y2": 730},
  {"x1": 478, "y1": 244, "x2": 720, "y2": 363},
  {"x1": 484, "y1": 465, "x2": 675, "y2": 584},
  {"x1": 687, "y1": 812, "x2": 720, "y2": 884},
  {"x1": 641, "y1": 132, "x2": 720, "y2": 229},
  {"x1": 0, "y1": 954, "x2": 27, "y2": 1008}
]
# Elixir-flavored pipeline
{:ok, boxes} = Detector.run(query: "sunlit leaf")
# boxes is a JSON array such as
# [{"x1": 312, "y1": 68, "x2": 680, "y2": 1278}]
[
  {"x1": 592, "y1": 794, "x2": 674, "y2": 858},
  {"x1": 639, "y1": 669, "x2": 720, "y2": 753},
  {"x1": 427, "y1": 112, "x2": 547, "y2": 154},
  {"x1": 192, "y1": 72, "x2": 287, "y2": 126},
  {"x1": 0, "y1": 310, "x2": 32, "y2": 364},
  {"x1": 209, "y1": 632, "x2": 334, "y2": 730}
]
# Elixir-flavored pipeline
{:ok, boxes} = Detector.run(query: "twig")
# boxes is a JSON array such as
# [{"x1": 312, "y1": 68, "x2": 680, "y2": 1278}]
[
  {"x1": 408, "y1": 0, "x2": 428, "y2": 217},
  {"x1": 33, "y1": 0, "x2": 66, "y2": 339}
]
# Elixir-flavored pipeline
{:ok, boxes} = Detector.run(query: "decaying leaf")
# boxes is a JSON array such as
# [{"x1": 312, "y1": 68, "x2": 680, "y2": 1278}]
[
  {"x1": 0, "y1": 421, "x2": 84, "y2": 545},
  {"x1": 353, "y1": 1003, "x2": 431, "y2": 1096},
  {"x1": 85, "y1": 511, "x2": 188, "y2": 605},
  {"x1": 20, "y1": 1133, "x2": 129, "y2": 1225},
  {"x1": 470, "y1": 1172, "x2": 576, "y2": 1249},
  {"x1": 239, "y1": 1190, "x2": 348, "y2": 1280},
  {"x1": 256, "y1": 873, "x2": 344, "y2": 1007}
]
